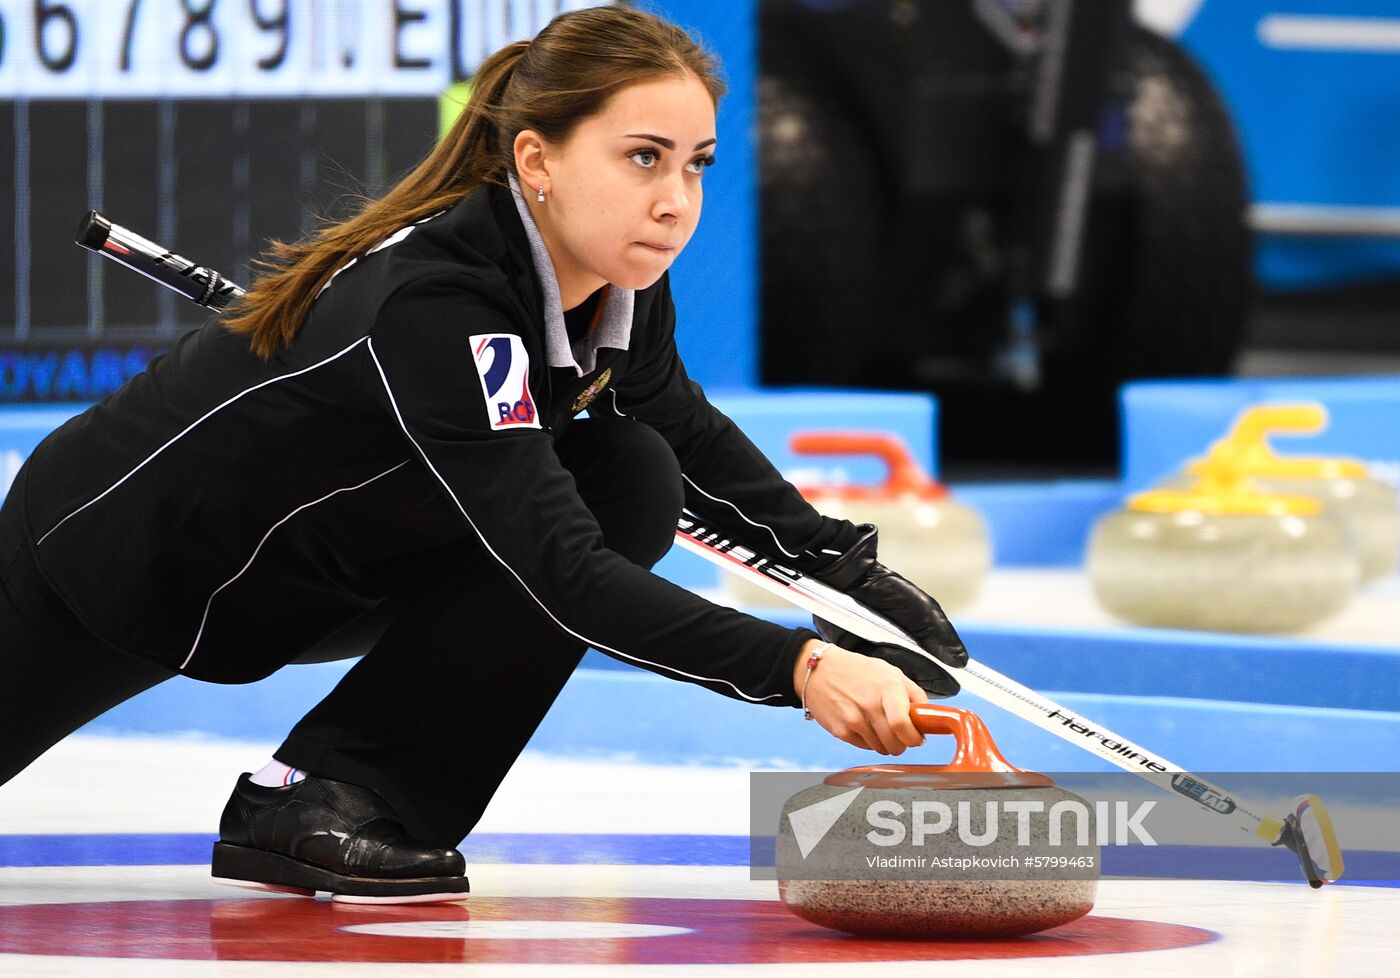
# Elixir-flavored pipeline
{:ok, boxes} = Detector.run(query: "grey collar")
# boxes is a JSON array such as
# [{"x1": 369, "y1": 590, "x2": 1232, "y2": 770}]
[{"x1": 508, "y1": 175, "x2": 634, "y2": 377}]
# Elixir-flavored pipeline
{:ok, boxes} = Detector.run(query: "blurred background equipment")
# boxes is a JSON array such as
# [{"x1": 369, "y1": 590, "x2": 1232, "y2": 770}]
[
  {"x1": 760, "y1": 0, "x2": 1253, "y2": 469},
  {"x1": 759, "y1": 0, "x2": 1400, "y2": 474},
  {"x1": 1162, "y1": 404, "x2": 1400, "y2": 581},
  {"x1": 1087, "y1": 448, "x2": 1359, "y2": 634},
  {"x1": 724, "y1": 431, "x2": 991, "y2": 611}
]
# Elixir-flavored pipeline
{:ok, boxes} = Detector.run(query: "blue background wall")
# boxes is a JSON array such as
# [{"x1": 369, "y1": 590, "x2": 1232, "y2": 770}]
[
  {"x1": 646, "y1": 1, "x2": 759, "y2": 390},
  {"x1": 1174, "y1": 0, "x2": 1400, "y2": 288},
  {"x1": 638, "y1": 0, "x2": 1400, "y2": 390}
]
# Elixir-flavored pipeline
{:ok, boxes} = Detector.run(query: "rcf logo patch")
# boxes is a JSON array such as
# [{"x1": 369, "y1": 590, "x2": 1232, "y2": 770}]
[{"x1": 471, "y1": 333, "x2": 539, "y2": 430}]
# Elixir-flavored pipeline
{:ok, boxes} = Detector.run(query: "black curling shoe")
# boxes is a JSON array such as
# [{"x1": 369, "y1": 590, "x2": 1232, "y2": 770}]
[{"x1": 212, "y1": 773, "x2": 470, "y2": 904}]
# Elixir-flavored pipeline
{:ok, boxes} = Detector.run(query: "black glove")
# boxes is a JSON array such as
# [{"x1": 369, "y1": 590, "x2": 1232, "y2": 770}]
[
  {"x1": 814, "y1": 619, "x2": 961, "y2": 698},
  {"x1": 813, "y1": 524, "x2": 968, "y2": 694}
]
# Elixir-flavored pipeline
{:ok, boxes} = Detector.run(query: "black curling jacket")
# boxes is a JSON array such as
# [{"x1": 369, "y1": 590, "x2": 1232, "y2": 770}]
[{"x1": 15, "y1": 182, "x2": 856, "y2": 702}]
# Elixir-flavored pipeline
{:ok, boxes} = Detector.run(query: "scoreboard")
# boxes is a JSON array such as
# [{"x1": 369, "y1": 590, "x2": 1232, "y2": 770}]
[
  {"x1": 0, "y1": 0, "x2": 604, "y2": 97},
  {"x1": 0, "y1": 0, "x2": 606, "y2": 401}
]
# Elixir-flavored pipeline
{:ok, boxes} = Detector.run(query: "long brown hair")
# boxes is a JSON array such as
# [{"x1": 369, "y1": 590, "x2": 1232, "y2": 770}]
[{"x1": 224, "y1": 5, "x2": 725, "y2": 358}]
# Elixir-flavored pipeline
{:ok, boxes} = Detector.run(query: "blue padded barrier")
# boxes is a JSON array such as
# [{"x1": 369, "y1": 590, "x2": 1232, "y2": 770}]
[
  {"x1": 1121, "y1": 377, "x2": 1400, "y2": 494},
  {"x1": 706, "y1": 389, "x2": 937, "y2": 482},
  {"x1": 945, "y1": 622, "x2": 1400, "y2": 714},
  {"x1": 481, "y1": 672, "x2": 1400, "y2": 773},
  {"x1": 953, "y1": 480, "x2": 1120, "y2": 567},
  {"x1": 81, "y1": 663, "x2": 354, "y2": 743},
  {"x1": 581, "y1": 608, "x2": 1400, "y2": 714},
  {"x1": 0, "y1": 405, "x2": 85, "y2": 498},
  {"x1": 78, "y1": 608, "x2": 1400, "y2": 772},
  {"x1": 79, "y1": 657, "x2": 1400, "y2": 774}
]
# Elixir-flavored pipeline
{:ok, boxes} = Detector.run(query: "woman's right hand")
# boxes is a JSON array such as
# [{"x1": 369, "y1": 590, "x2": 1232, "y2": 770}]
[{"x1": 793, "y1": 638, "x2": 929, "y2": 756}]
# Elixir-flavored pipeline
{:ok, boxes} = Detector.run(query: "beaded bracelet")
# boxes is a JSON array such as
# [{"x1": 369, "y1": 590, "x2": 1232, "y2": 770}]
[{"x1": 800, "y1": 642, "x2": 833, "y2": 720}]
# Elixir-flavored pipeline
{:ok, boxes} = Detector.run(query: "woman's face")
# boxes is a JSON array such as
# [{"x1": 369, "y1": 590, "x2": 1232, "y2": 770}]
[{"x1": 521, "y1": 73, "x2": 717, "y2": 306}]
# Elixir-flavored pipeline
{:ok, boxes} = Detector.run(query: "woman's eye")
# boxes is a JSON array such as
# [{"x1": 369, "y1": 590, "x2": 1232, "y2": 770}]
[
  {"x1": 630, "y1": 150, "x2": 659, "y2": 168},
  {"x1": 687, "y1": 155, "x2": 716, "y2": 174}
]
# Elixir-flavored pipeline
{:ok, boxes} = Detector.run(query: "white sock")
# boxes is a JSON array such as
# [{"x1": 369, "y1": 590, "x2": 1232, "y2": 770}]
[{"x1": 249, "y1": 759, "x2": 307, "y2": 788}]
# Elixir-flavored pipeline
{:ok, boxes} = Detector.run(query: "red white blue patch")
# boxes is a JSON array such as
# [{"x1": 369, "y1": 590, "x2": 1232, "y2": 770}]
[{"x1": 471, "y1": 333, "x2": 540, "y2": 430}]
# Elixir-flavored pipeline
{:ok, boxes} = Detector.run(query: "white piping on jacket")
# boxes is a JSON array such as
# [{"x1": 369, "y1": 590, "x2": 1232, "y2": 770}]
[
  {"x1": 180, "y1": 459, "x2": 412, "y2": 671},
  {"x1": 680, "y1": 473, "x2": 801, "y2": 559},
  {"x1": 37, "y1": 337, "x2": 372, "y2": 547},
  {"x1": 612, "y1": 389, "x2": 810, "y2": 561},
  {"x1": 366, "y1": 338, "x2": 784, "y2": 703}
]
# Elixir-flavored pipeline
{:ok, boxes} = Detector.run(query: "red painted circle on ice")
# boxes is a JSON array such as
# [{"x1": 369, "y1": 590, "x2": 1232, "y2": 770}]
[{"x1": 0, "y1": 897, "x2": 1216, "y2": 964}]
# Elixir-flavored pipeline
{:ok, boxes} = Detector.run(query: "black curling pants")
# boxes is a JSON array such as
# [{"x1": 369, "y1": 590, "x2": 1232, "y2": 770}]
[
  {"x1": 0, "y1": 499, "x2": 177, "y2": 788},
  {"x1": 276, "y1": 417, "x2": 684, "y2": 847},
  {"x1": 0, "y1": 418, "x2": 684, "y2": 847}
]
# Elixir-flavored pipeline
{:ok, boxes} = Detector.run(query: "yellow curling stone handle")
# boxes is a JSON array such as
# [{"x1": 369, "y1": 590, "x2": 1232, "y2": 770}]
[
  {"x1": 1130, "y1": 404, "x2": 1357, "y2": 515},
  {"x1": 1131, "y1": 457, "x2": 1321, "y2": 517},
  {"x1": 1187, "y1": 403, "x2": 1369, "y2": 480}
]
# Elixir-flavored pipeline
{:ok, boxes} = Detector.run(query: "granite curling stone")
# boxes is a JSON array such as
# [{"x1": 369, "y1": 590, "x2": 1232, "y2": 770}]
[
  {"x1": 1090, "y1": 458, "x2": 1358, "y2": 633},
  {"x1": 726, "y1": 432, "x2": 990, "y2": 612},
  {"x1": 1166, "y1": 404, "x2": 1399, "y2": 582},
  {"x1": 776, "y1": 706, "x2": 1098, "y2": 939}
]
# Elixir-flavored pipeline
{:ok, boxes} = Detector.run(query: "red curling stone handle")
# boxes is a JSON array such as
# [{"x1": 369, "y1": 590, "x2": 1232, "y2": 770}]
[
  {"x1": 910, "y1": 704, "x2": 1026, "y2": 774},
  {"x1": 789, "y1": 431, "x2": 947, "y2": 498}
]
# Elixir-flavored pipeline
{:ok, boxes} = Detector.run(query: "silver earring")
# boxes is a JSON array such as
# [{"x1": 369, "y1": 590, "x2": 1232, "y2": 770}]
[{"x1": 536, "y1": 186, "x2": 545, "y2": 203}]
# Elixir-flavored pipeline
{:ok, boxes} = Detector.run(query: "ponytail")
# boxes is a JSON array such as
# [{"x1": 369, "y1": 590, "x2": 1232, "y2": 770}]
[
  {"x1": 222, "y1": 42, "x2": 529, "y2": 359},
  {"x1": 224, "y1": 8, "x2": 723, "y2": 359}
]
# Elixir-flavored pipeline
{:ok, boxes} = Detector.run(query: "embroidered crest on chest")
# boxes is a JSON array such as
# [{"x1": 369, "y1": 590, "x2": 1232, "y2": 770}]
[{"x1": 572, "y1": 367, "x2": 613, "y2": 414}]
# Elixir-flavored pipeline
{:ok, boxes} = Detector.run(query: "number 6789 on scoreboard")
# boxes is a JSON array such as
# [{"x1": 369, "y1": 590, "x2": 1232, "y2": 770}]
[{"x1": 0, "y1": 0, "x2": 604, "y2": 99}]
